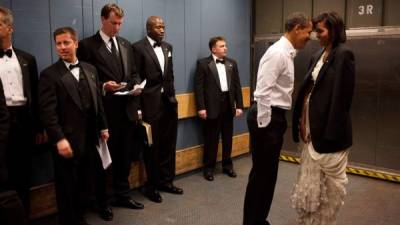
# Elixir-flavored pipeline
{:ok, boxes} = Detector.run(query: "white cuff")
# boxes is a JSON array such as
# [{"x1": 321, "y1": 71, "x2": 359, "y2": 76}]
[{"x1": 257, "y1": 110, "x2": 271, "y2": 128}]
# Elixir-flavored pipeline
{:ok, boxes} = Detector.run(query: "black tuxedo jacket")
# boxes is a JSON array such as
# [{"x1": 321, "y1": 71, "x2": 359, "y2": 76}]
[
  {"x1": 39, "y1": 60, "x2": 107, "y2": 154},
  {"x1": 292, "y1": 43, "x2": 355, "y2": 153},
  {"x1": 13, "y1": 48, "x2": 41, "y2": 132},
  {"x1": 0, "y1": 80, "x2": 9, "y2": 186},
  {"x1": 77, "y1": 32, "x2": 141, "y2": 121},
  {"x1": 194, "y1": 55, "x2": 243, "y2": 119},
  {"x1": 132, "y1": 38, "x2": 177, "y2": 121}
]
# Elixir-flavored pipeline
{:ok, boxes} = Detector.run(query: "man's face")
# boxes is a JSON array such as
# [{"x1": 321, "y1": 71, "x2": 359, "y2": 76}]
[
  {"x1": 148, "y1": 18, "x2": 165, "y2": 41},
  {"x1": 293, "y1": 22, "x2": 312, "y2": 49},
  {"x1": 212, "y1": 40, "x2": 227, "y2": 58},
  {"x1": 0, "y1": 14, "x2": 13, "y2": 44},
  {"x1": 55, "y1": 33, "x2": 78, "y2": 63},
  {"x1": 101, "y1": 12, "x2": 123, "y2": 37}
]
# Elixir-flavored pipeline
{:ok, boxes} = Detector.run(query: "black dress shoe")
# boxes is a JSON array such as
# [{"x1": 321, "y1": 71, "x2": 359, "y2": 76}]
[
  {"x1": 158, "y1": 184, "x2": 184, "y2": 194},
  {"x1": 114, "y1": 198, "x2": 144, "y2": 209},
  {"x1": 145, "y1": 190, "x2": 163, "y2": 203},
  {"x1": 223, "y1": 168, "x2": 237, "y2": 178},
  {"x1": 203, "y1": 170, "x2": 214, "y2": 181},
  {"x1": 98, "y1": 206, "x2": 113, "y2": 221}
]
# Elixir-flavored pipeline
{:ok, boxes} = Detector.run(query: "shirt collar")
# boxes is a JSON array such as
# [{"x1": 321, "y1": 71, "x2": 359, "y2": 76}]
[
  {"x1": 99, "y1": 29, "x2": 114, "y2": 44},
  {"x1": 147, "y1": 36, "x2": 159, "y2": 47},
  {"x1": 280, "y1": 36, "x2": 297, "y2": 58},
  {"x1": 63, "y1": 59, "x2": 79, "y2": 69},
  {"x1": 212, "y1": 54, "x2": 224, "y2": 62},
  {"x1": 2, "y1": 45, "x2": 14, "y2": 53}
]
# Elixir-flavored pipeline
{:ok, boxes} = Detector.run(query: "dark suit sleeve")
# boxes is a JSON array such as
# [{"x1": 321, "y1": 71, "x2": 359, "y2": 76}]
[
  {"x1": 232, "y1": 61, "x2": 243, "y2": 109},
  {"x1": 194, "y1": 60, "x2": 206, "y2": 111},
  {"x1": 0, "y1": 80, "x2": 9, "y2": 186},
  {"x1": 91, "y1": 66, "x2": 108, "y2": 131},
  {"x1": 77, "y1": 40, "x2": 90, "y2": 63},
  {"x1": 38, "y1": 71, "x2": 65, "y2": 144},
  {"x1": 166, "y1": 45, "x2": 176, "y2": 97},
  {"x1": 323, "y1": 49, "x2": 355, "y2": 140},
  {"x1": 127, "y1": 44, "x2": 141, "y2": 110},
  {"x1": 125, "y1": 41, "x2": 141, "y2": 89},
  {"x1": 28, "y1": 55, "x2": 43, "y2": 133},
  {"x1": 131, "y1": 44, "x2": 143, "y2": 80}
]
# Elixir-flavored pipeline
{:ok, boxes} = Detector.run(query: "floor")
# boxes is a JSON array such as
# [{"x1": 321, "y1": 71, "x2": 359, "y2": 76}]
[{"x1": 32, "y1": 155, "x2": 400, "y2": 225}]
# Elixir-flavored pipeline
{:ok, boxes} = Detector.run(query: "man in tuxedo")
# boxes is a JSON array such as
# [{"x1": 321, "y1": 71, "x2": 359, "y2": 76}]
[
  {"x1": 194, "y1": 36, "x2": 244, "y2": 181},
  {"x1": 39, "y1": 27, "x2": 109, "y2": 225},
  {"x1": 132, "y1": 16, "x2": 183, "y2": 203},
  {"x1": 77, "y1": 3, "x2": 143, "y2": 220},
  {"x1": 0, "y1": 6, "x2": 44, "y2": 214},
  {"x1": 243, "y1": 13, "x2": 312, "y2": 225}
]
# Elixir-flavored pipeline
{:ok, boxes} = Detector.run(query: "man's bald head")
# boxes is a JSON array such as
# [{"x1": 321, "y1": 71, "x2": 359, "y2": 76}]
[{"x1": 146, "y1": 16, "x2": 165, "y2": 42}]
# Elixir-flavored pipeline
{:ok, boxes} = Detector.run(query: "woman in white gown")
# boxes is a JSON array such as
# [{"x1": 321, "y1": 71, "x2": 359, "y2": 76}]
[{"x1": 290, "y1": 11, "x2": 356, "y2": 225}]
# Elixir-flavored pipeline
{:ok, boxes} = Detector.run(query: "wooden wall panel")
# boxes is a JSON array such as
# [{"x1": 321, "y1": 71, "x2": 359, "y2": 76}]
[{"x1": 177, "y1": 87, "x2": 251, "y2": 119}]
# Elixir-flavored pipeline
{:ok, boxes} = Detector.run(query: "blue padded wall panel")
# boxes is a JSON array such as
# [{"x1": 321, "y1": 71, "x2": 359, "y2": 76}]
[
  {"x1": 50, "y1": 0, "x2": 84, "y2": 62},
  {"x1": 184, "y1": 0, "x2": 202, "y2": 93},
  {"x1": 0, "y1": 0, "x2": 11, "y2": 8},
  {"x1": 12, "y1": 0, "x2": 52, "y2": 71},
  {"x1": 230, "y1": 0, "x2": 251, "y2": 87},
  {"x1": 142, "y1": 0, "x2": 166, "y2": 22},
  {"x1": 176, "y1": 118, "x2": 203, "y2": 149},
  {"x1": 82, "y1": 0, "x2": 94, "y2": 38},
  {"x1": 118, "y1": 0, "x2": 144, "y2": 42},
  {"x1": 165, "y1": 0, "x2": 185, "y2": 93}
]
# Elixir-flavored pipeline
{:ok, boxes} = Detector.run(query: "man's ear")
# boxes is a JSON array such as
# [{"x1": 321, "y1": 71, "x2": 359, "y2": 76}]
[
  {"x1": 8, "y1": 24, "x2": 14, "y2": 34},
  {"x1": 293, "y1": 24, "x2": 301, "y2": 34}
]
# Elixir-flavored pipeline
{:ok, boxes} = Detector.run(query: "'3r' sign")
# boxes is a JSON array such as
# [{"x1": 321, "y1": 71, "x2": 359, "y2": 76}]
[{"x1": 358, "y1": 4, "x2": 374, "y2": 15}]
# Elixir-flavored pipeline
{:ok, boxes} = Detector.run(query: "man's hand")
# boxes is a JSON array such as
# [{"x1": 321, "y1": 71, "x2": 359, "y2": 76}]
[
  {"x1": 131, "y1": 85, "x2": 142, "y2": 96},
  {"x1": 198, "y1": 110, "x2": 207, "y2": 120},
  {"x1": 104, "y1": 81, "x2": 124, "y2": 92},
  {"x1": 101, "y1": 129, "x2": 109, "y2": 142},
  {"x1": 56, "y1": 138, "x2": 73, "y2": 159},
  {"x1": 235, "y1": 108, "x2": 243, "y2": 117}
]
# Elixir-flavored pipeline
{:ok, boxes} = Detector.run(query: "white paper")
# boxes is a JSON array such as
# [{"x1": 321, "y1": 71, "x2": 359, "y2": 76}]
[
  {"x1": 114, "y1": 79, "x2": 146, "y2": 96},
  {"x1": 96, "y1": 139, "x2": 112, "y2": 169}
]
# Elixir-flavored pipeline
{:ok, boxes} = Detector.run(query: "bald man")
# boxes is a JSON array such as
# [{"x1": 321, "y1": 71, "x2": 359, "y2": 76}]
[{"x1": 132, "y1": 16, "x2": 183, "y2": 204}]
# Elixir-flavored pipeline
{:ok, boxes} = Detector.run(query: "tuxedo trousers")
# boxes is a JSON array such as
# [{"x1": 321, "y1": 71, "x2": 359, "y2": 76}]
[
  {"x1": 103, "y1": 95, "x2": 136, "y2": 200},
  {"x1": 202, "y1": 93, "x2": 234, "y2": 171},
  {"x1": 53, "y1": 142, "x2": 105, "y2": 225},
  {"x1": 6, "y1": 106, "x2": 33, "y2": 213},
  {"x1": 143, "y1": 99, "x2": 178, "y2": 188},
  {"x1": 243, "y1": 103, "x2": 287, "y2": 225}
]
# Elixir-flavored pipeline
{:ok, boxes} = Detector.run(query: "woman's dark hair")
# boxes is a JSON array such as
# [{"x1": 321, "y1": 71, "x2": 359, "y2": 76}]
[{"x1": 313, "y1": 11, "x2": 346, "y2": 46}]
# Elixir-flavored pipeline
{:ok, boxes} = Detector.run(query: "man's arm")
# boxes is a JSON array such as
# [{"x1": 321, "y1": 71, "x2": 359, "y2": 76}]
[
  {"x1": 194, "y1": 60, "x2": 207, "y2": 119},
  {"x1": 254, "y1": 52, "x2": 284, "y2": 127}
]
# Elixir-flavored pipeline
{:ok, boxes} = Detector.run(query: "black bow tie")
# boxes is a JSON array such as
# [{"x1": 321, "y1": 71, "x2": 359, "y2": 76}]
[
  {"x1": 153, "y1": 41, "x2": 162, "y2": 48},
  {"x1": 69, "y1": 63, "x2": 80, "y2": 70},
  {"x1": 0, "y1": 49, "x2": 12, "y2": 58},
  {"x1": 216, "y1": 59, "x2": 225, "y2": 64}
]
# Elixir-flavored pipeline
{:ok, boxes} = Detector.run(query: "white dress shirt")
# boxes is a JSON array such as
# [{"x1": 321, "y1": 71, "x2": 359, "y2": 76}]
[
  {"x1": 254, "y1": 36, "x2": 297, "y2": 127},
  {"x1": 212, "y1": 54, "x2": 228, "y2": 92},
  {"x1": 99, "y1": 29, "x2": 119, "y2": 53},
  {"x1": 147, "y1": 36, "x2": 165, "y2": 74},
  {"x1": 64, "y1": 60, "x2": 80, "y2": 81},
  {"x1": 0, "y1": 46, "x2": 26, "y2": 106}
]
